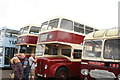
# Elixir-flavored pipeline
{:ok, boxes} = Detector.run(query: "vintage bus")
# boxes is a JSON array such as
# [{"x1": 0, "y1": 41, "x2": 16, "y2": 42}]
[
  {"x1": 16, "y1": 25, "x2": 40, "y2": 57},
  {"x1": 35, "y1": 17, "x2": 98, "y2": 79},
  {"x1": 0, "y1": 27, "x2": 19, "y2": 68},
  {"x1": 81, "y1": 28, "x2": 120, "y2": 80}
]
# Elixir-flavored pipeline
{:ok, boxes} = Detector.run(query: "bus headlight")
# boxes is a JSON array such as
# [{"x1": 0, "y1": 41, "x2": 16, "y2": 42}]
[
  {"x1": 117, "y1": 74, "x2": 120, "y2": 80},
  {"x1": 45, "y1": 65, "x2": 48, "y2": 69},
  {"x1": 81, "y1": 69, "x2": 89, "y2": 76}
]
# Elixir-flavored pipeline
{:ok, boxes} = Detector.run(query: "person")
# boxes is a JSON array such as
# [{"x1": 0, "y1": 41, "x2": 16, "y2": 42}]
[
  {"x1": 104, "y1": 45, "x2": 113, "y2": 59},
  {"x1": 11, "y1": 57, "x2": 24, "y2": 80},
  {"x1": 18, "y1": 54, "x2": 30, "y2": 80},
  {"x1": 28, "y1": 53, "x2": 36, "y2": 79}
]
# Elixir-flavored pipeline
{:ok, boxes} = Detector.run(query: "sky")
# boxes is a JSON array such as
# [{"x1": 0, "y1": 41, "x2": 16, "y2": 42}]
[{"x1": 0, "y1": 0, "x2": 119, "y2": 30}]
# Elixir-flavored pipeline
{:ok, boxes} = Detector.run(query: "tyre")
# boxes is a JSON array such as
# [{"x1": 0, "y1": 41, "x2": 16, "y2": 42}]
[{"x1": 55, "y1": 67, "x2": 69, "y2": 80}]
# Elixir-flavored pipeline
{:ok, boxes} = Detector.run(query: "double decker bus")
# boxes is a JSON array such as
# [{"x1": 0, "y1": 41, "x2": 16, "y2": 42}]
[
  {"x1": 35, "y1": 17, "x2": 98, "y2": 79},
  {"x1": 81, "y1": 28, "x2": 120, "y2": 80},
  {"x1": 16, "y1": 25, "x2": 40, "y2": 57},
  {"x1": 0, "y1": 27, "x2": 18, "y2": 68}
]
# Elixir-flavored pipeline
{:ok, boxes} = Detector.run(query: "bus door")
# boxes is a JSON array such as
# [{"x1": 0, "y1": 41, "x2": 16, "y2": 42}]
[{"x1": 4, "y1": 47, "x2": 17, "y2": 66}]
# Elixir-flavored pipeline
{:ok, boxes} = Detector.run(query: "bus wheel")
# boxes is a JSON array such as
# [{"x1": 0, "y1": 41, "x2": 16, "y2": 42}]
[{"x1": 55, "y1": 67, "x2": 69, "y2": 80}]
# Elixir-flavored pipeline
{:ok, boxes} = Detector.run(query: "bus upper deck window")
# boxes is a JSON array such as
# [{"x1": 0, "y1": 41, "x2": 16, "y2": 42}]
[
  {"x1": 85, "y1": 26, "x2": 93, "y2": 34},
  {"x1": 5, "y1": 32, "x2": 11, "y2": 37},
  {"x1": 29, "y1": 26, "x2": 40, "y2": 34},
  {"x1": 104, "y1": 39, "x2": 120, "y2": 60},
  {"x1": 60, "y1": 19, "x2": 73, "y2": 31},
  {"x1": 41, "y1": 21, "x2": 48, "y2": 31},
  {"x1": 74, "y1": 22, "x2": 84, "y2": 33},
  {"x1": 83, "y1": 40, "x2": 102, "y2": 58},
  {"x1": 48, "y1": 18, "x2": 59, "y2": 30},
  {"x1": 20, "y1": 26, "x2": 29, "y2": 34}
]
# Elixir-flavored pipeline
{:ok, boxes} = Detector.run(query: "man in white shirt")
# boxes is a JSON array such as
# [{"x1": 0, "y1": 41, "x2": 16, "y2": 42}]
[{"x1": 28, "y1": 53, "x2": 36, "y2": 79}]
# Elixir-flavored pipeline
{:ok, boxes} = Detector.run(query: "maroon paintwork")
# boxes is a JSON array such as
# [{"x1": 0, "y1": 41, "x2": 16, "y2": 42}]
[
  {"x1": 16, "y1": 35, "x2": 38, "y2": 45},
  {"x1": 35, "y1": 30, "x2": 85, "y2": 79},
  {"x1": 38, "y1": 30, "x2": 85, "y2": 44},
  {"x1": 80, "y1": 59, "x2": 120, "y2": 80},
  {"x1": 35, "y1": 57, "x2": 81, "y2": 78}
]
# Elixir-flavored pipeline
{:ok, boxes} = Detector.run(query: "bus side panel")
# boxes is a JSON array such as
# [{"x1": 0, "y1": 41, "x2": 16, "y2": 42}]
[{"x1": 49, "y1": 62, "x2": 81, "y2": 78}]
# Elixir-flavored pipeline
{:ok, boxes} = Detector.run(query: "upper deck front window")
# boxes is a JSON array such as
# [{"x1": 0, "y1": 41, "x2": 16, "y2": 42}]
[
  {"x1": 48, "y1": 18, "x2": 59, "y2": 30},
  {"x1": 85, "y1": 26, "x2": 93, "y2": 34},
  {"x1": 74, "y1": 22, "x2": 84, "y2": 33},
  {"x1": 60, "y1": 19, "x2": 73, "y2": 31},
  {"x1": 20, "y1": 26, "x2": 29, "y2": 35},
  {"x1": 104, "y1": 39, "x2": 120, "y2": 60},
  {"x1": 41, "y1": 21, "x2": 48, "y2": 32},
  {"x1": 83, "y1": 40, "x2": 102, "y2": 58},
  {"x1": 29, "y1": 26, "x2": 40, "y2": 34},
  {"x1": 5, "y1": 29, "x2": 18, "y2": 38}
]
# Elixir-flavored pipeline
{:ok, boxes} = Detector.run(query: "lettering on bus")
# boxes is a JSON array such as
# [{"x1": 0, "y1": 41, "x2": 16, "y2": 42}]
[{"x1": 9, "y1": 40, "x2": 16, "y2": 44}]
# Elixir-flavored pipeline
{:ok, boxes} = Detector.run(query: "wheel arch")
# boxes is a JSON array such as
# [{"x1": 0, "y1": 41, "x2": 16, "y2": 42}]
[{"x1": 49, "y1": 64, "x2": 70, "y2": 77}]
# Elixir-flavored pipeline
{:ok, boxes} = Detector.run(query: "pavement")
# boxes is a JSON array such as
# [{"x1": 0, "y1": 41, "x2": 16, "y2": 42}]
[{"x1": 1, "y1": 69, "x2": 12, "y2": 79}]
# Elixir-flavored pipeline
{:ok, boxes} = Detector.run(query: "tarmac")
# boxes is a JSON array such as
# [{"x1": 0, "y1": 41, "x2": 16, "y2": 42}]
[{"x1": 1, "y1": 69, "x2": 12, "y2": 79}]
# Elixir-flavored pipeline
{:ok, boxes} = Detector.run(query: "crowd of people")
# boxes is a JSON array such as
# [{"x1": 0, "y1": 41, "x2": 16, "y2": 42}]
[{"x1": 10, "y1": 53, "x2": 36, "y2": 80}]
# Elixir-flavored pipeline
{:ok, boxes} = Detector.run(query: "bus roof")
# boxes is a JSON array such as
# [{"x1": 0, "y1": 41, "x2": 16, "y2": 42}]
[
  {"x1": 20, "y1": 24, "x2": 41, "y2": 29},
  {"x1": 41, "y1": 16, "x2": 98, "y2": 30},
  {"x1": 85, "y1": 28, "x2": 120, "y2": 40},
  {"x1": 0, "y1": 27, "x2": 19, "y2": 34}
]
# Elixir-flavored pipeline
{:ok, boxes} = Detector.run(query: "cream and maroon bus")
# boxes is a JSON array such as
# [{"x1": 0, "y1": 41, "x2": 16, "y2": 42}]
[
  {"x1": 35, "y1": 17, "x2": 98, "y2": 79},
  {"x1": 81, "y1": 28, "x2": 120, "y2": 80},
  {"x1": 16, "y1": 25, "x2": 40, "y2": 57}
]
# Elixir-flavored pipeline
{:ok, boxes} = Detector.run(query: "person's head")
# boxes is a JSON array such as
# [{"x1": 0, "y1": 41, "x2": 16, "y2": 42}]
[
  {"x1": 31, "y1": 53, "x2": 35, "y2": 57},
  {"x1": 11, "y1": 57, "x2": 20, "y2": 64},
  {"x1": 18, "y1": 53, "x2": 26, "y2": 59}
]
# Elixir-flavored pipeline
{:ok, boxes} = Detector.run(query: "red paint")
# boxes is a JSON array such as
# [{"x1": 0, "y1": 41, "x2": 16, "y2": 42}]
[
  {"x1": 81, "y1": 60, "x2": 120, "y2": 79},
  {"x1": 110, "y1": 63, "x2": 119, "y2": 68},
  {"x1": 38, "y1": 30, "x2": 85, "y2": 44},
  {"x1": 35, "y1": 57, "x2": 81, "y2": 78},
  {"x1": 16, "y1": 35, "x2": 38, "y2": 45},
  {"x1": 89, "y1": 61, "x2": 105, "y2": 66},
  {"x1": 35, "y1": 30, "x2": 85, "y2": 78}
]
